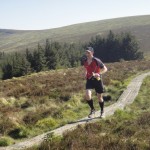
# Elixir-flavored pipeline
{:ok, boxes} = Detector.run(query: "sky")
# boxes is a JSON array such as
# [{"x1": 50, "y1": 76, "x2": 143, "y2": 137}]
[{"x1": 0, "y1": 0, "x2": 150, "y2": 30}]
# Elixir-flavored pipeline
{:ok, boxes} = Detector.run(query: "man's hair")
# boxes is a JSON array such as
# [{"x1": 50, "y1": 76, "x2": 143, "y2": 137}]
[{"x1": 86, "y1": 47, "x2": 94, "y2": 53}]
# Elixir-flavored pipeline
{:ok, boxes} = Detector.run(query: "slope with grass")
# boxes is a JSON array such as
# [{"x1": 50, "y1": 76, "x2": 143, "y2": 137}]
[
  {"x1": 0, "y1": 60, "x2": 150, "y2": 149},
  {"x1": 0, "y1": 15, "x2": 150, "y2": 54},
  {"x1": 28, "y1": 73, "x2": 150, "y2": 150},
  {"x1": 1, "y1": 68, "x2": 150, "y2": 150}
]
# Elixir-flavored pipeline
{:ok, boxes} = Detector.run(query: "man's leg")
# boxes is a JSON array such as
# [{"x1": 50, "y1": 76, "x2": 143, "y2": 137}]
[
  {"x1": 86, "y1": 89, "x2": 95, "y2": 118},
  {"x1": 95, "y1": 78, "x2": 105, "y2": 118},
  {"x1": 97, "y1": 93, "x2": 105, "y2": 118},
  {"x1": 86, "y1": 89, "x2": 94, "y2": 110}
]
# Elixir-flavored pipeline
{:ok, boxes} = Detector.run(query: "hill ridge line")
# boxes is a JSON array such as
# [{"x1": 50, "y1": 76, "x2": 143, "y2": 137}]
[
  {"x1": 1, "y1": 71, "x2": 150, "y2": 150},
  {"x1": 1, "y1": 15, "x2": 150, "y2": 53}
]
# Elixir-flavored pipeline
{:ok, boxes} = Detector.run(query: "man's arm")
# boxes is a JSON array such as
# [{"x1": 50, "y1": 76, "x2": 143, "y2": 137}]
[
  {"x1": 93, "y1": 65, "x2": 107, "y2": 78},
  {"x1": 100, "y1": 65, "x2": 107, "y2": 74},
  {"x1": 93, "y1": 57, "x2": 107, "y2": 74},
  {"x1": 83, "y1": 67, "x2": 87, "y2": 78}
]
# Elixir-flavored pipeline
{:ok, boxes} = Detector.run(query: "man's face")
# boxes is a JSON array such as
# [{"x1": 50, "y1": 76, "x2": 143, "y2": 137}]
[{"x1": 86, "y1": 51, "x2": 93, "y2": 58}]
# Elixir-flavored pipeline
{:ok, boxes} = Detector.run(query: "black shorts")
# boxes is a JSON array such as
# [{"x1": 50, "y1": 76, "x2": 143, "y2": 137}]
[{"x1": 86, "y1": 77, "x2": 104, "y2": 94}]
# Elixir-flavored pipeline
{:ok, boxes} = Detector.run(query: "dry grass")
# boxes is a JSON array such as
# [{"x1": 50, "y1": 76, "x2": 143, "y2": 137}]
[
  {"x1": 0, "y1": 60, "x2": 150, "y2": 145},
  {"x1": 1, "y1": 60, "x2": 149, "y2": 98},
  {"x1": 29, "y1": 75, "x2": 150, "y2": 150}
]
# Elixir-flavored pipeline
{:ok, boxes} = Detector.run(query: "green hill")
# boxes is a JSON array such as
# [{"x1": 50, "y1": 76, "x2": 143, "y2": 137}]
[{"x1": 0, "y1": 15, "x2": 150, "y2": 54}]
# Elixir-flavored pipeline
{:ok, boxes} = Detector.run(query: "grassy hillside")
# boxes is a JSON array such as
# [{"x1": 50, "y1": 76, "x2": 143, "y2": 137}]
[
  {"x1": 35, "y1": 75, "x2": 150, "y2": 150},
  {"x1": 0, "y1": 60, "x2": 150, "y2": 146},
  {"x1": 0, "y1": 15, "x2": 150, "y2": 54}
]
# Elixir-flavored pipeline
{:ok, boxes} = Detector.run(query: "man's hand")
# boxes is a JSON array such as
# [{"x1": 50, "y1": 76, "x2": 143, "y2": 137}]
[{"x1": 92, "y1": 72, "x2": 100, "y2": 78}]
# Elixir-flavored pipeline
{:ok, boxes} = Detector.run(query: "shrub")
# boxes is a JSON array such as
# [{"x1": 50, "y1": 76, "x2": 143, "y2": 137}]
[
  {"x1": 69, "y1": 94, "x2": 81, "y2": 107},
  {"x1": 0, "y1": 98, "x2": 9, "y2": 105},
  {"x1": 59, "y1": 92, "x2": 71, "y2": 102},
  {"x1": 136, "y1": 112, "x2": 150, "y2": 126},
  {"x1": 62, "y1": 110, "x2": 77, "y2": 122},
  {"x1": 0, "y1": 136, "x2": 14, "y2": 146},
  {"x1": 8, "y1": 126, "x2": 29, "y2": 139},
  {"x1": 40, "y1": 132, "x2": 62, "y2": 150},
  {"x1": 113, "y1": 109, "x2": 135, "y2": 121},
  {"x1": 0, "y1": 117, "x2": 17, "y2": 135},
  {"x1": 21, "y1": 101, "x2": 31, "y2": 109},
  {"x1": 36, "y1": 118, "x2": 58, "y2": 130},
  {"x1": 110, "y1": 79, "x2": 122, "y2": 87},
  {"x1": 23, "y1": 112, "x2": 42, "y2": 125}
]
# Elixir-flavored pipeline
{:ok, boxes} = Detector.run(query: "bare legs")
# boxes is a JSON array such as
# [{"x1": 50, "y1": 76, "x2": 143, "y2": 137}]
[
  {"x1": 86, "y1": 90, "x2": 104, "y2": 117},
  {"x1": 97, "y1": 93, "x2": 104, "y2": 114},
  {"x1": 86, "y1": 90, "x2": 95, "y2": 110}
]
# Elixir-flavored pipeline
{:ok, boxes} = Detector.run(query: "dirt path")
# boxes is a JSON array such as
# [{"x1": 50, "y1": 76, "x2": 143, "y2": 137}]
[{"x1": 1, "y1": 72, "x2": 150, "y2": 150}]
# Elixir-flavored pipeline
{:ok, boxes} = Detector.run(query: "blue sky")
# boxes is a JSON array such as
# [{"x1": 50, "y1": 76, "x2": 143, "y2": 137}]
[{"x1": 0, "y1": 0, "x2": 150, "y2": 30}]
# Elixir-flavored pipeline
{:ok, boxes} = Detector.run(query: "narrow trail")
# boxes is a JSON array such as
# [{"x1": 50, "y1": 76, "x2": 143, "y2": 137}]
[{"x1": 1, "y1": 72, "x2": 150, "y2": 150}]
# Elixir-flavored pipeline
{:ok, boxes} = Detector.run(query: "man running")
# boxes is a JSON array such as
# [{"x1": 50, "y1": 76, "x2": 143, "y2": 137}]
[{"x1": 83, "y1": 47, "x2": 107, "y2": 118}]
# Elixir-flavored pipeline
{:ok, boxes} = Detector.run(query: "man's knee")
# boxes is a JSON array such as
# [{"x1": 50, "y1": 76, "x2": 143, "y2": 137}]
[
  {"x1": 85, "y1": 90, "x2": 92, "y2": 100},
  {"x1": 97, "y1": 93, "x2": 103, "y2": 102},
  {"x1": 86, "y1": 95, "x2": 91, "y2": 100}
]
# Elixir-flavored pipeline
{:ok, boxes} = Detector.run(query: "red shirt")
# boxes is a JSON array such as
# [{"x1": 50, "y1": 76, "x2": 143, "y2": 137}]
[{"x1": 84, "y1": 59, "x2": 101, "y2": 79}]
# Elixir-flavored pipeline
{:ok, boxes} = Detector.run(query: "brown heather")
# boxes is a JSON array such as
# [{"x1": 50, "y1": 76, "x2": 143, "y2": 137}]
[
  {"x1": 1, "y1": 60, "x2": 149, "y2": 98},
  {"x1": 30, "y1": 74, "x2": 150, "y2": 150},
  {"x1": 0, "y1": 60, "x2": 150, "y2": 144}
]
